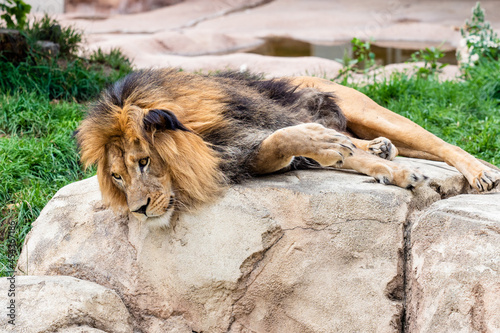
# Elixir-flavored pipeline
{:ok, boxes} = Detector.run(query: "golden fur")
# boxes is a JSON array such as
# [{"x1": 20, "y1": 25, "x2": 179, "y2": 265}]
[{"x1": 77, "y1": 69, "x2": 500, "y2": 227}]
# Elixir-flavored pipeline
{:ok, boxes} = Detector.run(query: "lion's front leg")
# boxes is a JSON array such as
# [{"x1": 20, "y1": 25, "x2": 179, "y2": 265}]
[
  {"x1": 252, "y1": 123, "x2": 427, "y2": 190},
  {"x1": 251, "y1": 123, "x2": 355, "y2": 174}
]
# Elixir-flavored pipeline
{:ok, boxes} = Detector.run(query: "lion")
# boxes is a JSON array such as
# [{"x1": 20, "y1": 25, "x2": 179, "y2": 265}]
[{"x1": 76, "y1": 68, "x2": 500, "y2": 227}]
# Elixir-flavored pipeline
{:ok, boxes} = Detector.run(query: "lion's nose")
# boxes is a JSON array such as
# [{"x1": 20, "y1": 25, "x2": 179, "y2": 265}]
[{"x1": 132, "y1": 198, "x2": 150, "y2": 216}]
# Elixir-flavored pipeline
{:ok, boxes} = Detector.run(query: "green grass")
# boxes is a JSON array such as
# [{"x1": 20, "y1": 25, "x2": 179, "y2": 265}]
[
  {"x1": 0, "y1": 94, "x2": 96, "y2": 274},
  {"x1": 0, "y1": 49, "x2": 132, "y2": 101},
  {"x1": 345, "y1": 60, "x2": 500, "y2": 166}
]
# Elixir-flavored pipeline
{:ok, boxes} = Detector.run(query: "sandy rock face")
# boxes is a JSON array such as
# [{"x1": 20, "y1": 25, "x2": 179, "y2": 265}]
[
  {"x1": 0, "y1": 275, "x2": 133, "y2": 333},
  {"x1": 54, "y1": 0, "x2": 500, "y2": 75},
  {"x1": 66, "y1": 0, "x2": 184, "y2": 15},
  {"x1": 407, "y1": 194, "x2": 500, "y2": 332},
  {"x1": 17, "y1": 158, "x2": 477, "y2": 332}
]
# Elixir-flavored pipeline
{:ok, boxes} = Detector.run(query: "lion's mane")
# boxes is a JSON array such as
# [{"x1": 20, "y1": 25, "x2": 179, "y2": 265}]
[
  {"x1": 76, "y1": 69, "x2": 227, "y2": 212},
  {"x1": 77, "y1": 68, "x2": 346, "y2": 213}
]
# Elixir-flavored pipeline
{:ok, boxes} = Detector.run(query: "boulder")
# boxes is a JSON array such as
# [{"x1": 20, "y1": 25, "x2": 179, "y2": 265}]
[
  {"x1": 0, "y1": 275, "x2": 133, "y2": 332},
  {"x1": 406, "y1": 193, "x2": 500, "y2": 332},
  {"x1": 17, "y1": 158, "x2": 473, "y2": 332}
]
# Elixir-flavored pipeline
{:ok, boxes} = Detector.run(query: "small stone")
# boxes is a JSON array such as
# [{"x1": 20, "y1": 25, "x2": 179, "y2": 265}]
[{"x1": 35, "y1": 40, "x2": 61, "y2": 57}]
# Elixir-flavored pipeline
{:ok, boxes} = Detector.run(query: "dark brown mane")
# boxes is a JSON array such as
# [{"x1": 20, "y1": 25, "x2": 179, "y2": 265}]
[{"x1": 76, "y1": 69, "x2": 347, "y2": 210}]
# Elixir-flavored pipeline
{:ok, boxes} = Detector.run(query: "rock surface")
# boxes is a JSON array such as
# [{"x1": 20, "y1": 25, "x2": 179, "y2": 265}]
[
  {"x1": 49, "y1": 0, "x2": 500, "y2": 77},
  {"x1": 407, "y1": 194, "x2": 500, "y2": 332},
  {"x1": 65, "y1": 0, "x2": 183, "y2": 15},
  {"x1": 26, "y1": 0, "x2": 64, "y2": 14},
  {"x1": 17, "y1": 158, "x2": 491, "y2": 332},
  {"x1": 0, "y1": 275, "x2": 133, "y2": 333}
]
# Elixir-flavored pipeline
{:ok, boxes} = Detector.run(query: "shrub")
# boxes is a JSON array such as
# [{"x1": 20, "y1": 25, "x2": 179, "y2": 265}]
[
  {"x1": 458, "y1": 2, "x2": 500, "y2": 73},
  {"x1": 26, "y1": 14, "x2": 82, "y2": 57}
]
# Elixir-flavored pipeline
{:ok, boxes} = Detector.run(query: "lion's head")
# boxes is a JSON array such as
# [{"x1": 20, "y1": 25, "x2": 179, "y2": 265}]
[{"x1": 76, "y1": 73, "x2": 225, "y2": 227}]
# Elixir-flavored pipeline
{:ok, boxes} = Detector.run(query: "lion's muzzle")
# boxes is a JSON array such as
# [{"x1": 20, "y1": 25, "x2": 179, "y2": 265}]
[{"x1": 130, "y1": 192, "x2": 175, "y2": 223}]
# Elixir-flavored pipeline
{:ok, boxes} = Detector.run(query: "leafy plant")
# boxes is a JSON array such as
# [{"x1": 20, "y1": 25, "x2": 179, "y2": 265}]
[
  {"x1": 351, "y1": 37, "x2": 376, "y2": 69},
  {"x1": 335, "y1": 37, "x2": 377, "y2": 81},
  {"x1": 410, "y1": 46, "x2": 448, "y2": 78},
  {"x1": 0, "y1": 0, "x2": 31, "y2": 29},
  {"x1": 458, "y1": 2, "x2": 500, "y2": 73}
]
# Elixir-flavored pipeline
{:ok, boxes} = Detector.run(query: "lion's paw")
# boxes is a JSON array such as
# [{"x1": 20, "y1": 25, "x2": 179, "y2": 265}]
[
  {"x1": 367, "y1": 137, "x2": 398, "y2": 161},
  {"x1": 473, "y1": 169, "x2": 500, "y2": 192},
  {"x1": 282, "y1": 123, "x2": 355, "y2": 167},
  {"x1": 376, "y1": 165, "x2": 428, "y2": 190}
]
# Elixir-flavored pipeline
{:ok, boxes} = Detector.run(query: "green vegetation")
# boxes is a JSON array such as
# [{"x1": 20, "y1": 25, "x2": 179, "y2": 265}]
[
  {"x1": 26, "y1": 14, "x2": 82, "y2": 56},
  {"x1": 0, "y1": 0, "x2": 31, "y2": 29},
  {"x1": 409, "y1": 46, "x2": 449, "y2": 78},
  {"x1": 1, "y1": 12, "x2": 133, "y2": 275},
  {"x1": 0, "y1": 95, "x2": 94, "y2": 270},
  {"x1": 1, "y1": 14, "x2": 131, "y2": 101},
  {"x1": 0, "y1": 3, "x2": 498, "y2": 276},
  {"x1": 335, "y1": 37, "x2": 377, "y2": 79}
]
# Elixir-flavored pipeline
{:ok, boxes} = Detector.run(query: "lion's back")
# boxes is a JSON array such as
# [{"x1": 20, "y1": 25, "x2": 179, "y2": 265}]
[{"x1": 91, "y1": 69, "x2": 347, "y2": 182}]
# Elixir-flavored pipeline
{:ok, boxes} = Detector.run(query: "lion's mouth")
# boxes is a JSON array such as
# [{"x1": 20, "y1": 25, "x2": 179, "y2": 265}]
[
  {"x1": 143, "y1": 212, "x2": 174, "y2": 228},
  {"x1": 167, "y1": 195, "x2": 175, "y2": 211},
  {"x1": 130, "y1": 194, "x2": 176, "y2": 228}
]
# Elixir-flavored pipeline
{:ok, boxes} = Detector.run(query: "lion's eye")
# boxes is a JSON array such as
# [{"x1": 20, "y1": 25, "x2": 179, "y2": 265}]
[
  {"x1": 112, "y1": 173, "x2": 122, "y2": 180},
  {"x1": 138, "y1": 158, "x2": 149, "y2": 168}
]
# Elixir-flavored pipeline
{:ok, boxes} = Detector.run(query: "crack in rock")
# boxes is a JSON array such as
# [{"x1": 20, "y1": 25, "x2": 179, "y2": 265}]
[{"x1": 175, "y1": 0, "x2": 275, "y2": 31}]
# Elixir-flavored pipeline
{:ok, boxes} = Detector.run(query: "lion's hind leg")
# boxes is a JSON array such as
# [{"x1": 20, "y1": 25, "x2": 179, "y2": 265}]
[
  {"x1": 288, "y1": 76, "x2": 500, "y2": 192},
  {"x1": 339, "y1": 148, "x2": 428, "y2": 190}
]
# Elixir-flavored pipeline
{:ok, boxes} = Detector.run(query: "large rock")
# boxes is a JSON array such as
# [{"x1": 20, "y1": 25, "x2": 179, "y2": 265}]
[
  {"x1": 407, "y1": 194, "x2": 500, "y2": 332},
  {"x1": 17, "y1": 158, "x2": 471, "y2": 332},
  {"x1": 0, "y1": 275, "x2": 133, "y2": 332}
]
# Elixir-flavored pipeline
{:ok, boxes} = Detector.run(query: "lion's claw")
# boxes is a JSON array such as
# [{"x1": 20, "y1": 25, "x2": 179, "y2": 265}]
[{"x1": 474, "y1": 169, "x2": 500, "y2": 192}]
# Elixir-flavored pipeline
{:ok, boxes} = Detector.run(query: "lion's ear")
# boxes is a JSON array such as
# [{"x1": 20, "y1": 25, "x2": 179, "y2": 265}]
[{"x1": 143, "y1": 109, "x2": 190, "y2": 133}]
